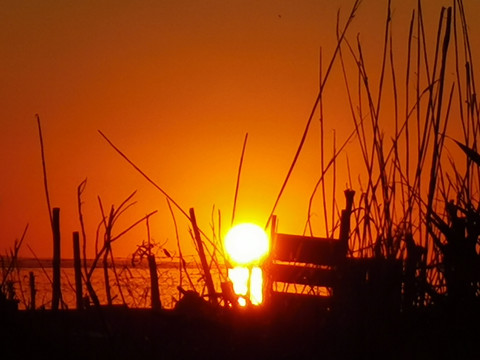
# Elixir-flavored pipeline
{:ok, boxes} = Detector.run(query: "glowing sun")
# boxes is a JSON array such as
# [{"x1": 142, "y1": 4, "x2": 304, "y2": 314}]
[{"x1": 224, "y1": 223, "x2": 270, "y2": 265}]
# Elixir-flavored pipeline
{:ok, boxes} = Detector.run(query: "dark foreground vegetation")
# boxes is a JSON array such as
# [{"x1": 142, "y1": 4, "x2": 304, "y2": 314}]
[{"x1": 1, "y1": 301, "x2": 480, "y2": 359}]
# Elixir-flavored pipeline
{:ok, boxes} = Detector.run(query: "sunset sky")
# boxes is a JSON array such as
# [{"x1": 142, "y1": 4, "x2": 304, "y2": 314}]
[{"x1": 1, "y1": 0, "x2": 479, "y2": 259}]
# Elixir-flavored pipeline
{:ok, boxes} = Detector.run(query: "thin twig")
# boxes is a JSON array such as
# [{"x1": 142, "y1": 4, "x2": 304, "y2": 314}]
[
  {"x1": 231, "y1": 133, "x2": 248, "y2": 226},
  {"x1": 36, "y1": 114, "x2": 53, "y2": 227}
]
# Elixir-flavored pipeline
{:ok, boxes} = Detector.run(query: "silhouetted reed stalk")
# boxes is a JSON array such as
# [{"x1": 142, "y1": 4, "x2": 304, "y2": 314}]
[
  {"x1": 99, "y1": 130, "x2": 190, "y2": 221},
  {"x1": 190, "y1": 208, "x2": 217, "y2": 304},
  {"x1": 166, "y1": 198, "x2": 196, "y2": 295},
  {"x1": 306, "y1": 127, "x2": 357, "y2": 237},
  {"x1": 210, "y1": 206, "x2": 226, "y2": 273},
  {"x1": 231, "y1": 133, "x2": 248, "y2": 226},
  {"x1": 77, "y1": 179, "x2": 88, "y2": 279},
  {"x1": 26, "y1": 244, "x2": 51, "y2": 284},
  {"x1": 75, "y1": 178, "x2": 100, "y2": 307},
  {"x1": 318, "y1": 48, "x2": 330, "y2": 238},
  {"x1": 36, "y1": 115, "x2": 53, "y2": 226},
  {"x1": 266, "y1": 0, "x2": 362, "y2": 230}
]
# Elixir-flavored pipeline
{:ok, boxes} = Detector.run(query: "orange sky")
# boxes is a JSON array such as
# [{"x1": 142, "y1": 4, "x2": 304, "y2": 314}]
[{"x1": 1, "y1": 0, "x2": 479, "y2": 259}]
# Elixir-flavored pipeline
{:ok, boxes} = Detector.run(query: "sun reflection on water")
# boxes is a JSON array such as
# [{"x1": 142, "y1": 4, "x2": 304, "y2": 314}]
[{"x1": 224, "y1": 223, "x2": 269, "y2": 306}]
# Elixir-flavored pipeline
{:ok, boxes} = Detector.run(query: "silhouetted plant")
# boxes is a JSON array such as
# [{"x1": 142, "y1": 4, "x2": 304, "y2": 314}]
[
  {"x1": 295, "y1": 0, "x2": 479, "y2": 308},
  {"x1": 0, "y1": 225, "x2": 28, "y2": 310},
  {"x1": 81, "y1": 189, "x2": 157, "y2": 307}
]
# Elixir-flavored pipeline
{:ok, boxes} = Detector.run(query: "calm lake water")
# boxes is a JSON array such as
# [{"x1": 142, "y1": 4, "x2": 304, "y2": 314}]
[{"x1": 7, "y1": 258, "x2": 227, "y2": 310}]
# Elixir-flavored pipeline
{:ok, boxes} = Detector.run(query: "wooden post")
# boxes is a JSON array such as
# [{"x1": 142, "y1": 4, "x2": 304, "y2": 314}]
[
  {"x1": 148, "y1": 254, "x2": 162, "y2": 310},
  {"x1": 29, "y1": 271, "x2": 36, "y2": 311},
  {"x1": 189, "y1": 208, "x2": 217, "y2": 305},
  {"x1": 339, "y1": 190, "x2": 355, "y2": 255},
  {"x1": 264, "y1": 215, "x2": 277, "y2": 304},
  {"x1": 73, "y1": 231, "x2": 83, "y2": 310},
  {"x1": 103, "y1": 247, "x2": 112, "y2": 306},
  {"x1": 52, "y1": 207, "x2": 61, "y2": 310}
]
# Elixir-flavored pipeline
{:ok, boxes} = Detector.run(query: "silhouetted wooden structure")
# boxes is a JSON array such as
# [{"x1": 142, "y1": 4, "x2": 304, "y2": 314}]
[
  {"x1": 265, "y1": 190, "x2": 402, "y2": 315},
  {"x1": 265, "y1": 190, "x2": 354, "y2": 310}
]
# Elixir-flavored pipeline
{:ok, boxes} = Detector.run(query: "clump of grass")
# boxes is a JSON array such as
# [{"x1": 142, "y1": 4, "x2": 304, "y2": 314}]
[
  {"x1": 0, "y1": 225, "x2": 28, "y2": 310},
  {"x1": 299, "y1": 0, "x2": 479, "y2": 307}
]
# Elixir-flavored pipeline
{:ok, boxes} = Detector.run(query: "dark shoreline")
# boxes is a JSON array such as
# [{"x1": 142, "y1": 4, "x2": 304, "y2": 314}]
[{"x1": 2, "y1": 303, "x2": 480, "y2": 359}]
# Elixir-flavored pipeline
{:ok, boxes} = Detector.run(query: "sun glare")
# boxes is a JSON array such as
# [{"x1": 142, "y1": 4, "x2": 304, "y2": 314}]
[
  {"x1": 224, "y1": 223, "x2": 269, "y2": 306},
  {"x1": 224, "y1": 223, "x2": 269, "y2": 265}
]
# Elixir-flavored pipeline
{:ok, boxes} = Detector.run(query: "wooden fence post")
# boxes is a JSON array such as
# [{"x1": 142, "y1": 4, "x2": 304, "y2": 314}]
[
  {"x1": 73, "y1": 231, "x2": 83, "y2": 310},
  {"x1": 52, "y1": 207, "x2": 61, "y2": 310},
  {"x1": 148, "y1": 254, "x2": 162, "y2": 310},
  {"x1": 29, "y1": 271, "x2": 36, "y2": 311}
]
